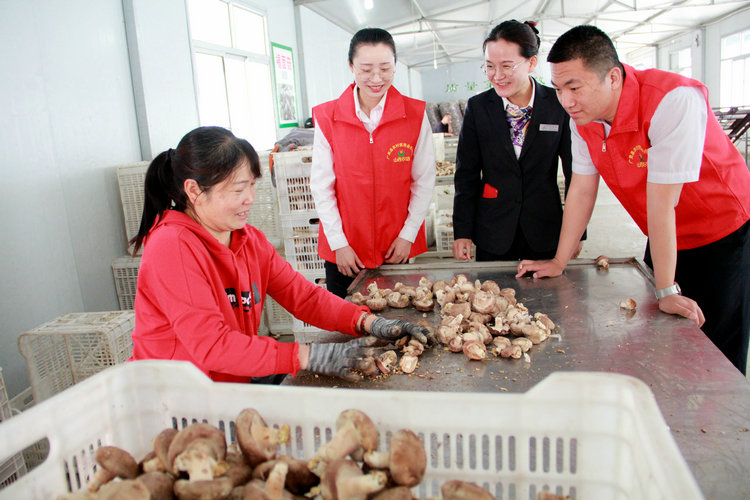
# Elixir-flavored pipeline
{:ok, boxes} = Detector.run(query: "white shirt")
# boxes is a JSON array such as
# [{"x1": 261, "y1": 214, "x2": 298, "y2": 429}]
[
  {"x1": 571, "y1": 86, "x2": 707, "y2": 184},
  {"x1": 310, "y1": 85, "x2": 436, "y2": 251},
  {"x1": 502, "y1": 79, "x2": 536, "y2": 158}
]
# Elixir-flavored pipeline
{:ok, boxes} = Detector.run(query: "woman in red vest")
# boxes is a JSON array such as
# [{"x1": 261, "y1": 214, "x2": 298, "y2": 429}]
[{"x1": 311, "y1": 28, "x2": 436, "y2": 297}]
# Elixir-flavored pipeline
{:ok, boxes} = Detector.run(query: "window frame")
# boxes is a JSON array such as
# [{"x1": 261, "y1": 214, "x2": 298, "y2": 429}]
[
  {"x1": 186, "y1": 0, "x2": 277, "y2": 149},
  {"x1": 719, "y1": 27, "x2": 750, "y2": 108}
]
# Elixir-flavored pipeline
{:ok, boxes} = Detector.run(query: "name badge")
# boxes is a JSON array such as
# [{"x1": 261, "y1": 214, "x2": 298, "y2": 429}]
[{"x1": 539, "y1": 123, "x2": 559, "y2": 132}]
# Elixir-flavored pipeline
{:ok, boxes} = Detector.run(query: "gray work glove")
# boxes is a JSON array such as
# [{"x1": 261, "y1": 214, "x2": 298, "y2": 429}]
[
  {"x1": 307, "y1": 336, "x2": 380, "y2": 382},
  {"x1": 369, "y1": 317, "x2": 431, "y2": 345}
]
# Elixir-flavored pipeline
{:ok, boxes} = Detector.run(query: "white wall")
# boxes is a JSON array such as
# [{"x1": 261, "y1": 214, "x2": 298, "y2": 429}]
[
  {"x1": 123, "y1": 0, "x2": 199, "y2": 158},
  {"x1": 0, "y1": 0, "x2": 141, "y2": 396},
  {"x1": 421, "y1": 60, "x2": 487, "y2": 103},
  {"x1": 297, "y1": 6, "x2": 354, "y2": 114}
]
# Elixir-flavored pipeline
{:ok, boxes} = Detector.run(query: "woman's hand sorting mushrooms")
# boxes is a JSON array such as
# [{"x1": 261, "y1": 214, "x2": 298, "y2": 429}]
[
  {"x1": 307, "y1": 336, "x2": 381, "y2": 381},
  {"x1": 368, "y1": 317, "x2": 431, "y2": 345}
]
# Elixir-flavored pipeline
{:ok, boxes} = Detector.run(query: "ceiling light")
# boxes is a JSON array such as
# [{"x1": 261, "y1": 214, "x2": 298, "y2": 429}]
[{"x1": 364, "y1": 0, "x2": 373, "y2": 9}]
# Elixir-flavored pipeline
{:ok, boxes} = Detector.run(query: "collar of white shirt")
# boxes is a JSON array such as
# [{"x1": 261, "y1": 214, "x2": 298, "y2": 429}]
[
  {"x1": 354, "y1": 84, "x2": 388, "y2": 132},
  {"x1": 501, "y1": 77, "x2": 536, "y2": 112}
]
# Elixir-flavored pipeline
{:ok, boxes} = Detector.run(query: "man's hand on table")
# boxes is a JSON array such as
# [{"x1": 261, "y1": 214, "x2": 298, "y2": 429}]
[{"x1": 658, "y1": 294, "x2": 705, "y2": 327}]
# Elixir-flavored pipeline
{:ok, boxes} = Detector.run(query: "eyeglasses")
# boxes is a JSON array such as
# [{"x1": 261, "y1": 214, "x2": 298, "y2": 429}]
[
  {"x1": 353, "y1": 65, "x2": 395, "y2": 81},
  {"x1": 482, "y1": 60, "x2": 525, "y2": 78}
]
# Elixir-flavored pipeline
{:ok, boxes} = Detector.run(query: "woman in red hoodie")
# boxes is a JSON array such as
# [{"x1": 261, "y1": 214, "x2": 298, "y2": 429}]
[{"x1": 129, "y1": 126, "x2": 428, "y2": 383}]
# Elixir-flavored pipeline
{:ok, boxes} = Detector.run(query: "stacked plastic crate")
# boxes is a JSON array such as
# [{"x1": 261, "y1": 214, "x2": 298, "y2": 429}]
[
  {"x1": 17, "y1": 311, "x2": 136, "y2": 403},
  {"x1": 112, "y1": 154, "x2": 280, "y2": 334},
  {"x1": 0, "y1": 368, "x2": 27, "y2": 488},
  {"x1": 432, "y1": 184, "x2": 455, "y2": 257},
  {"x1": 271, "y1": 149, "x2": 329, "y2": 342}
]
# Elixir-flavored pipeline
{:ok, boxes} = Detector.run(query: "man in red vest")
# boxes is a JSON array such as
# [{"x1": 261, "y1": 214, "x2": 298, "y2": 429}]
[{"x1": 517, "y1": 25, "x2": 750, "y2": 374}]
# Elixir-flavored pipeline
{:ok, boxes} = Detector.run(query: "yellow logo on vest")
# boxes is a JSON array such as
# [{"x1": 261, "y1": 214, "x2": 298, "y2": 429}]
[
  {"x1": 628, "y1": 145, "x2": 648, "y2": 168},
  {"x1": 386, "y1": 142, "x2": 414, "y2": 163}
]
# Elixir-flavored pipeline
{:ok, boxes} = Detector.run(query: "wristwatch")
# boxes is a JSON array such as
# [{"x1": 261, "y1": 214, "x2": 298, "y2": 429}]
[{"x1": 655, "y1": 283, "x2": 681, "y2": 300}]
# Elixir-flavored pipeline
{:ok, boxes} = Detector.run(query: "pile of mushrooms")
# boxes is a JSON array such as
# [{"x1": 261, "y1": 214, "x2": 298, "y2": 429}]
[
  {"x1": 57, "y1": 406, "x2": 538, "y2": 500},
  {"x1": 353, "y1": 274, "x2": 557, "y2": 368},
  {"x1": 350, "y1": 278, "x2": 436, "y2": 313},
  {"x1": 433, "y1": 274, "x2": 557, "y2": 361},
  {"x1": 435, "y1": 160, "x2": 456, "y2": 177}
]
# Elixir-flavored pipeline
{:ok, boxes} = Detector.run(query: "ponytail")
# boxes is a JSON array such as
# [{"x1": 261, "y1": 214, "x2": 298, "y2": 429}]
[{"x1": 131, "y1": 150, "x2": 175, "y2": 255}]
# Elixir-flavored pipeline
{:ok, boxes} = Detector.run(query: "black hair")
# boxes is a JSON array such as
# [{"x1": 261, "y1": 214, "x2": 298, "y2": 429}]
[
  {"x1": 131, "y1": 126, "x2": 261, "y2": 254},
  {"x1": 348, "y1": 28, "x2": 397, "y2": 64},
  {"x1": 547, "y1": 25, "x2": 624, "y2": 79},
  {"x1": 483, "y1": 20, "x2": 540, "y2": 58}
]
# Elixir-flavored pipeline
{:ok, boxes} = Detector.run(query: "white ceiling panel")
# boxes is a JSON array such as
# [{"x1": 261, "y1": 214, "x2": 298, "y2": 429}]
[{"x1": 295, "y1": 0, "x2": 750, "y2": 68}]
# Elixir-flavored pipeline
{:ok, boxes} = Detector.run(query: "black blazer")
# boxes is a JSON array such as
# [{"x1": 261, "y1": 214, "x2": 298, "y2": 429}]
[{"x1": 453, "y1": 80, "x2": 574, "y2": 256}]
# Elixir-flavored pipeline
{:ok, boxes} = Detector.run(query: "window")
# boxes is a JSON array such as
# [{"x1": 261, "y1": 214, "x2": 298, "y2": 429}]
[
  {"x1": 719, "y1": 28, "x2": 750, "y2": 108},
  {"x1": 669, "y1": 48, "x2": 691, "y2": 78},
  {"x1": 187, "y1": 0, "x2": 276, "y2": 150}
]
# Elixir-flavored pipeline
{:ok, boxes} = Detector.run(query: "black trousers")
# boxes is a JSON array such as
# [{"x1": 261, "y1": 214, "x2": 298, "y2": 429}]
[
  {"x1": 325, "y1": 260, "x2": 355, "y2": 298},
  {"x1": 252, "y1": 374, "x2": 287, "y2": 385},
  {"x1": 644, "y1": 219, "x2": 750, "y2": 374},
  {"x1": 476, "y1": 223, "x2": 556, "y2": 262}
]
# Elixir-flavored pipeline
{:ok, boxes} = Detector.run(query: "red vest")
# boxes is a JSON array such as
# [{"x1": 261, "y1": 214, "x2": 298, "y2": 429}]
[
  {"x1": 313, "y1": 84, "x2": 428, "y2": 268},
  {"x1": 577, "y1": 64, "x2": 750, "y2": 250}
]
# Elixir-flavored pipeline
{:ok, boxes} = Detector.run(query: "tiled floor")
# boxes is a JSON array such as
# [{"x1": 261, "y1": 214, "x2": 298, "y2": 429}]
[{"x1": 577, "y1": 181, "x2": 648, "y2": 260}]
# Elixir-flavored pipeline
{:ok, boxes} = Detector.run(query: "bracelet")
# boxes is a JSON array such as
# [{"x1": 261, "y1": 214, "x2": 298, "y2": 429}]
[
  {"x1": 655, "y1": 283, "x2": 681, "y2": 300},
  {"x1": 355, "y1": 312, "x2": 369, "y2": 334}
]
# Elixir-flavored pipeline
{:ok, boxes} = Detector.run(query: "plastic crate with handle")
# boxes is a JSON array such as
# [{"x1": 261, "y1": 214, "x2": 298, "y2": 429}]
[
  {"x1": 115, "y1": 161, "x2": 150, "y2": 254},
  {"x1": 272, "y1": 149, "x2": 317, "y2": 215},
  {"x1": 17, "y1": 311, "x2": 135, "y2": 403},
  {"x1": 0, "y1": 361, "x2": 704, "y2": 500},
  {"x1": 111, "y1": 255, "x2": 140, "y2": 310},
  {"x1": 281, "y1": 211, "x2": 324, "y2": 273},
  {"x1": 0, "y1": 368, "x2": 26, "y2": 488}
]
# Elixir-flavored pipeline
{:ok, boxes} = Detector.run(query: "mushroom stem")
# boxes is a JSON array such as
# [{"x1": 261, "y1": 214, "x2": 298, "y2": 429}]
[
  {"x1": 362, "y1": 450, "x2": 390, "y2": 469},
  {"x1": 264, "y1": 461, "x2": 289, "y2": 500},
  {"x1": 320, "y1": 421, "x2": 360, "y2": 461},
  {"x1": 338, "y1": 470, "x2": 388, "y2": 498}
]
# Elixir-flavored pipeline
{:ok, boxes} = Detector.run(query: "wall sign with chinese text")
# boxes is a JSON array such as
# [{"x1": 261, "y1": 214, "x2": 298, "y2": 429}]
[{"x1": 271, "y1": 42, "x2": 298, "y2": 128}]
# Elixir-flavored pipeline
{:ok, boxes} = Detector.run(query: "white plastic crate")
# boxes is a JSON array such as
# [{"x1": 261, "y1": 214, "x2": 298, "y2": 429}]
[
  {"x1": 248, "y1": 151, "x2": 283, "y2": 248},
  {"x1": 558, "y1": 175, "x2": 567, "y2": 205},
  {"x1": 116, "y1": 161, "x2": 150, "y2": 254},
  {"x1": 291, "y1": 271, "x2": 328, "y2": 341},
  {"x1": 8, "y1": 388, "x2": 49, "y2": 472},
  {"x1": 432, "y1": 132, "x2": 445, "y2": 161},
  {"x1": 0, "y1": 368, "x2": 26, "y2": 488},
  {"x1": 444, "y1": 135, "x2": 458, "y2": 162},
  {"x1": 281, "y1": 212, "x2": 325, "y2": 273},
  {"x1": 17, "y1": 312, "x2": 135, "y2": 403},
  {"x1": 432, "y1": 185, "x2": 454, "y2": 257},
  {"x1": 263, "y1": 295, "x2": 293, "y2": 335},
  {"x1": 272, "y1": 149, "x2": 317, "y2": 214},
  {"x1": 0, "y1": 361, "x2": 703, "y2": 500},
  {"x1": 111, "y1": 255, "x2": 141, "y2": 310}
]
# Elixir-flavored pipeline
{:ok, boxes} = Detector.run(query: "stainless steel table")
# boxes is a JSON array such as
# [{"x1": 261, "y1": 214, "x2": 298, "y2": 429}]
[{"x1": 285, "y1": 259, "x2": 750, "y2": 499}]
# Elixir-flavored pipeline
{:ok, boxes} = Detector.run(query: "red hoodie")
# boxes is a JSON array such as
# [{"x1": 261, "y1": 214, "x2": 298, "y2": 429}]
[{"x1": 129, "y1": 210, "x2": 366, "y2": 383}]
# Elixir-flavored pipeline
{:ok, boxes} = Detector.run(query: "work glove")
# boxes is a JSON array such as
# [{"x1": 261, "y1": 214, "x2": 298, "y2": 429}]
[
  {"x1": 307, "y1": 336, "x2": 380, "y2": 382},
  {"x1": 369, "y1": 317, "x2": 432, "y2": 345}
]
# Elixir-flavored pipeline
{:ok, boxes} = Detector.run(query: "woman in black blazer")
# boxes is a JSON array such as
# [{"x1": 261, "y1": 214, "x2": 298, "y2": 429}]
[{"x1": 453, "y1": 20, "x2": 583, "y2": 261}]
